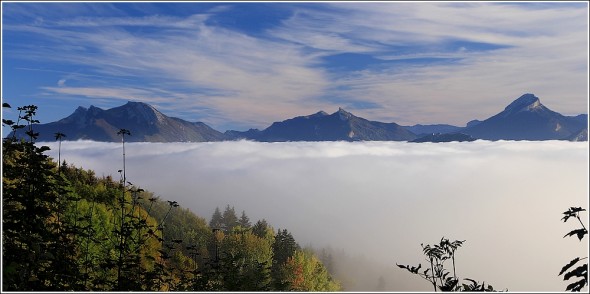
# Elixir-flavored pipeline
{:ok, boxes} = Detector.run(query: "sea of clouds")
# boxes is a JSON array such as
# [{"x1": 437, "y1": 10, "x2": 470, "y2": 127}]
[{"x1": 41, "y1": 139, "x2": 588, "y2": 291}]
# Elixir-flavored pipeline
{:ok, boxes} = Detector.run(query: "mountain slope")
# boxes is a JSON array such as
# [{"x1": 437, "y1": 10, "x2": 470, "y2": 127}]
[
  {"x1": 230, "y1": 108, "x2": 417, "y2": 142},
  {"x1": 463, "y1": 93, "x2": 586, "y2": 140},
  {"x1": 565, "y1": 127, "x2": 588, "y2": 142},
  {"x1": 22, "y1": 102, "x2": 225, "y2": 142}
]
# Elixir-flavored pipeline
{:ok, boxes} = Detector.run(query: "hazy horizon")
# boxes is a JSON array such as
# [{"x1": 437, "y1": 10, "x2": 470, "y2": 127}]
[{"x1": 40, "y1": 139, "x2": 589, "y2": 291}]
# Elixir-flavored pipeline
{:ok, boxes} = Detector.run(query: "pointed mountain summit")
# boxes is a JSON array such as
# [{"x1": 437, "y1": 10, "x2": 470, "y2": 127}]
[
  {"x1": 18, "y1": 101, "x2": 225, "y2": 142},
  {"x1": 463, "y1": 93, "x2": 586, "y2": 140},
  {"x1": 503, "y1": 93, "x2": 542, "y2": 115},
  {"x1": 337, "y1": 107, "x2": 354, "y2": 121},
  {"x1": 231, "y1": 108, "x2": 416, "y2": 142}
]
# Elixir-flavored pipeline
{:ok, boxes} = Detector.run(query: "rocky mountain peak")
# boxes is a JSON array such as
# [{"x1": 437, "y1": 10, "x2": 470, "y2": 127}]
[
  {"x1": 114, "y1": 101, "x2": 166, "y2": 123},
  {"x1": 74, "y1": 106, "x2": 88, "y2": 113},
  {"x1": 504, "y1": 93, "x2": 542, "y2": 114},
  {"x1": 335, "y1": 107, "x2": 354, "y2": 121},
  {"x1": 63, "y1": 106, "x2": 91, "y2": 126},
  {"x1": 87, "y1": 105, "x2": 104, "y2": 116}
]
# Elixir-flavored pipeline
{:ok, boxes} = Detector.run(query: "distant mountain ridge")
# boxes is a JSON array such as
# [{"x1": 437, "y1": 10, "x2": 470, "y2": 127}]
[
  {"x1": 9, "y1": 93, "x2": 588, "y2": 142},
  {"x1": 410, "y1": 133, "x2": 476, "y2": 143},
  {"x1": 227, "y1": 108, "x2": 416, "y2": 142},
  {"x1": 402, "y1": 124, "x2": 463, "y2": 137},
  {"x1": 16, "y1": 101, "x2": 225, "y2": 142}
]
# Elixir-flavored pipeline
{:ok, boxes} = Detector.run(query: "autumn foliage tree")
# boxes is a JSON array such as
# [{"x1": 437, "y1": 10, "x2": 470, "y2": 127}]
[{"x1": 278, "y1": 250, "x2": 340, "y2": 291}]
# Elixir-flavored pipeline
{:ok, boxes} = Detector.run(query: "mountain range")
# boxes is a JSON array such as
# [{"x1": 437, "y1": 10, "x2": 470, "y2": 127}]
[
  {"x1": 18, "y1": 102, "x2": 225, "y2": 142},
  {"x1": 8, "y1": 93, "x2": 588, "y2": 142},
  {"x1": 225, "y1": 108, "x2": 416, "y2": 142}
]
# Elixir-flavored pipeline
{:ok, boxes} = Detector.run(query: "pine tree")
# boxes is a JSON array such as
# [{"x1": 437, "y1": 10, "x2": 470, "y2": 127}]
[
  {"x1": 273, "y1": 229, "x2": 299, "y2": 265},
  {"x1": 252, "y1": 219, "x2": 271, "y2": 239},
  {"x1": 209, "y1": 207, "x2": 223, "y2": 229},
  {"x1": 272, "y1": 229, "x2": 300, "y2": 290},
  {"x1": 221, "y1": 205, "x2": 238, "y2": 233},
  {"x1": 238, "y1": 210, "x2": 251, "y2": 229}
]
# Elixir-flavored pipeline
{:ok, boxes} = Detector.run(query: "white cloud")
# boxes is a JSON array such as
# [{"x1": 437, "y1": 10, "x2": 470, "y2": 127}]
[
  {"x1": 271, "y1": 2, "x2": 588, "y2": 125},
  {"x1": 5, "y1": 13, "x2": 332, "y2": 129},
  {"x1": 40, "y1": 140, "x2": 589, "y2": 291},
  {"x1": 2, "y1": 2, "x2": 587, "y2": 130}
]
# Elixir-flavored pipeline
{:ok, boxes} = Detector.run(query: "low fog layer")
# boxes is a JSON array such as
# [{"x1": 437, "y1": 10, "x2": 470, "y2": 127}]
[{"x1": 42, "y1": 140, "x2": 588, "y2": 291}]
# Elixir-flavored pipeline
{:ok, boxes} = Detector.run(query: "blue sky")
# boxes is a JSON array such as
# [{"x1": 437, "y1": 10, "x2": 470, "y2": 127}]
[{"x1": 2, "y1": 1, "x2": 588, "y2": 132}]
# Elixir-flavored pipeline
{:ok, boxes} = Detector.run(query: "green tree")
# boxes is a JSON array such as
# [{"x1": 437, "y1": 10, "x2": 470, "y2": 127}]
[
  {"x1": 272, "y1": 229, "x2": 300, "y2": 290},
  {"x1": 238, "y1": 210, "x2": 251, "y2": 229},
  {"x1": 273, "y1": 229, "x2": 299, "y2": 265},
  {"x1": 252, "y1": 219, "x2": 272, "y2": 239},
  {"x1": 209, "y1": 206, "x2": 223, "y2": 229},
  {"x1": 218, "y1": 230, "x2": 273, "y2": 291},
  {"x1": 58, "y1": 163, "x2": 167, "y2": 291},
  {"x1": 221, "y1": 205, "x2": 238, "y2": 233}
]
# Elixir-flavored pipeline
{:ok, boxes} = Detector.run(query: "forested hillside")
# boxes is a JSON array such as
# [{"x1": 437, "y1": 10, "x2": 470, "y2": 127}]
[{"x1": 2, "y1": 104, "x2": 340, "y2": 291}]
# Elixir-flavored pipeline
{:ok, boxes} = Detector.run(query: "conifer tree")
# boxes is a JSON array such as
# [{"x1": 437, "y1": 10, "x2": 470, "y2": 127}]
[
  {"x1": 221, "y1": 205, "x2": 238, "y2": 232},
  {"x1": 238, "y1": 210, "x2": 251, "y2": 229},
  {"x1": 272, "y1": 229, "x2": 300, "y2": 290},
  {"x1": 252, "y1": 219, "x2": 271, "y2": 239},
  {"x1": 209, "y1": 206, "x2": 223, "y2": 229}
]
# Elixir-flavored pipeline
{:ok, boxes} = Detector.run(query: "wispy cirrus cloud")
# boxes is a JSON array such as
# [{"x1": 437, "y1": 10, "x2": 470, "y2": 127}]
[
  {"x1": 2, "y1": 2, "x2": 587, "y2": 130},
  {"x1": 267, "y1": 2, "x2": 588, "y2": 125},
  {"x1": 4, "y1": 4, "x2": 334, "y2": 129}
]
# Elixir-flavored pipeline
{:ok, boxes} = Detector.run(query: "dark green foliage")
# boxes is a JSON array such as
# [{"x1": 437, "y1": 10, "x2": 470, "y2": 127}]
[
  {"x1": 272, "y1": 229, "x2": 300, "y2": 290},
  {"x1": 217, "y1": 235, "x2": 273, "y2": 291},
  {"x1": 239, "y1": 210, "x2": 251, "y2": 229},
  {"x1": 560, "y1": 207, "x2": 588, "y2": 292},
  {"x1": 209, "y1": 205, "x2": 240, "y2": 233},
  {"x1": 397, "y1": 237, "x2": 503, "y2": 292},
  {"x1": 252, "y1": 219, "x2": 271, "y2": 238},
  {"x1": 273, "y1": 229, "x2": 300, "y2": 266},
  {"x1": 2, "y1": 105, "x2": 80, "y2": 290},
  {"x1": 209, "y1": 206, "x2": 223, "y2": 229},
  {"x1": 221, "y1": 204, "x2": 238, "y2": 232}
]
